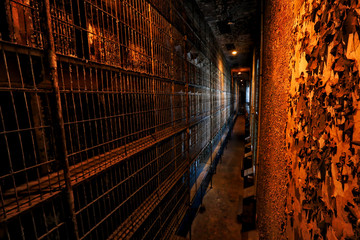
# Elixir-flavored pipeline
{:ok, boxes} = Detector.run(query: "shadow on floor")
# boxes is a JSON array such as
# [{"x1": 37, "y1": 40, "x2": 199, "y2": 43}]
[{"x1": 178, "y1": 116, "x2": 258, "y2": 240}]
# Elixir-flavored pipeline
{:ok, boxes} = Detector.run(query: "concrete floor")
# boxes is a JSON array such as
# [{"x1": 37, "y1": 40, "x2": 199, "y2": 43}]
[{"x1": 189, "y1": 116, "x2": 258, "y2": 240}]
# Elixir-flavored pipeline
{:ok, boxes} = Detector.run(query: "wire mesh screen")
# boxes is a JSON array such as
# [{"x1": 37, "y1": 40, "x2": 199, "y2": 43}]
[
  {"x1": 0, "y1": 45, "x2": 64, "y2": 221},
  {"x1": 0, "y1": 0, "x2": 237, "y2": 239}
]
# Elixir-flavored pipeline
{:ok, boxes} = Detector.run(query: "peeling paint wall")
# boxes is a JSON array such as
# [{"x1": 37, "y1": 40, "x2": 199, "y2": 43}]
[{"x1": 286, "y1": 1, "x2": 360, "y2": 239}]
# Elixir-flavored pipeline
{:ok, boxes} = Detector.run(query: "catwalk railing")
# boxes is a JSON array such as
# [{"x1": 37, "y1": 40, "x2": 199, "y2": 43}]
[{"x1": 0, "y1": 0, "x2": 236, "y2": 239}]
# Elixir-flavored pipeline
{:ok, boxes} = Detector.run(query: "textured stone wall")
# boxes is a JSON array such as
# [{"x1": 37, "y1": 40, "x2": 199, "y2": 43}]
[
  {"x1": 257, "y1": 1, "x2": 295, "y2": 239},
  {"x1": 286, "y1": 1, "x2": 360, "y2": 239}
]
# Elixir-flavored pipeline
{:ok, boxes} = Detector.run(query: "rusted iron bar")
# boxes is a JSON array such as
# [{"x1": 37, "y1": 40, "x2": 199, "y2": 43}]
[
  {"x1": 3, "y1": 0, "x2": 13, "y2": 42},
  {"x1": 41, "y1": 0, "x2": 79, "y2": 239}
]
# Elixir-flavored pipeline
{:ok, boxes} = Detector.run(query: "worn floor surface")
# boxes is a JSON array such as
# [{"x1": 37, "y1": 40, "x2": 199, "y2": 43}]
[{"x1": 188, "y1": 116, "x2": 258, "y2": 240}]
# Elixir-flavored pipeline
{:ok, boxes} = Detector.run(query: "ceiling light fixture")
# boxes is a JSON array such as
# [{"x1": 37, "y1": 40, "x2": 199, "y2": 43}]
[
  {"x1": 226, "y1": 16, "x2": 235, "y2": 25},
  {"x1": 232, "y1": 50, "x2": 238, "y2": 55},
  {"x1": 238, "y1": 72, "x2": 242, "y2": 75}
]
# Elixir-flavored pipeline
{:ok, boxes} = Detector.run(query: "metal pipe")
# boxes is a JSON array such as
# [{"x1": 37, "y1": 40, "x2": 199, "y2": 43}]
[
  {"x1": 184, "y1": 34, "x2": 192, "y2": 240},
  {"x1": 41, "y1": 0, "x2": 79, "y2": 239},
  {"x1": 251, "y1": 47, "x2": 256, "y2": 150},
  {"x1": 255, "y1": 0, "x2": 264, "y2": 197}
]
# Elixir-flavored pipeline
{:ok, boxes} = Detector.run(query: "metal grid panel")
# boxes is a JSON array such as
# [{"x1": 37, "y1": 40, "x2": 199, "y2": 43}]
[
  {"x1": 189, "y1": 142, "x2": 212, "y2": 202},
  {"x1": 150, "y1": 9, "x2": 171, "y2": 79},
  {"x1": 121, "y1": 0, "x2": 152, "y2": 73},
  {"x1": 107, "y1": 132, "x2": 188, "y2": 240},
  {"x1": 189, "y1": 86, "x2": 210, "y2": 124},
  {"x1": 154, "y1": 78, "x2": 173, "y2": 131},
  {"x1": 58, "y1": 62, "x2": 163, "y2": 180},
  {"x1": 130, "y1": 174, "x2": 188, "y2": 240},
  {"x1": 173, "y1": 83, "x2": 186, "y2": 124},
  {"x1": 50, "y1": 0, "x2": 77, "y2": 56},
  {"x1": 171, "y1": 27, "x2": 185, "y2": 83},
  {"x1": 147, "y1": 0, "x2": 170, "y2": 21},
  {"x1": 3, "y1": 0, "x2": 43, "y2": 48},
  {"x1": 3, "y1": 193, "x2": 71, "y2": 240},
  {"x1": 0, "y1": 0, "x2": 238, "y2": 239},
  {"x1": 170, "y1": 1, "x2": 185, "y2": 36},
  {"x1": 212, "y1": 110, "x2": 221, "y2": 139},
  {"x1": 0, "y1": 46, "x2": 64, "y2": 222},
  {"x1": 73, "y1": 147, "x2": 159, "y2": 239},
  {"x1": 189, "y1": 118, "x2": 211, "y2": 161}
]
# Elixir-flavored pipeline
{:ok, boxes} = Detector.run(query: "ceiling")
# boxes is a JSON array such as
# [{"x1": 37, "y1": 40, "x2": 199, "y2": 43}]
[{"x1": 194, "y1": 0, "x2": 260, "y2": 68}]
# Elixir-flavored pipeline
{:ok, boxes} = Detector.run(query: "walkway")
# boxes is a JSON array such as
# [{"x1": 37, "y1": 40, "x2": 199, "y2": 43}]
[{"x1": 189, "y1": 116, "x2": 258, "y2": 240}]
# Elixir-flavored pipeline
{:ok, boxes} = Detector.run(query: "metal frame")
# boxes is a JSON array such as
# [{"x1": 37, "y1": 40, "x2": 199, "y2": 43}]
[{"x1": 0, "y1": 0, "x2": 237, "y2": 239}]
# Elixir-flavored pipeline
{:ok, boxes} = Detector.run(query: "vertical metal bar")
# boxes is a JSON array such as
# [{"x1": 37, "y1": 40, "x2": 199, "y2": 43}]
[
  {"x1": 41, "y1": 0, "x2": 79, "y2": 239},
  {"x1": 251, "y1": 47, "x2": 256, "y2": 144},
  {"x1": 16, "y1": 52, "x2": 45, "y2": 196},
  {"x1": 255, "y1": 0, "x2": 264, "y2": 199},
  {"x1": 3, "y1": 0, "x2": 14, "y2": 41},
  {"x1": 183, "y1": 34, "x2": 193, "y2": 239},
  {"x1": 75, "y1": 188, "x2": 85, "y2": 238}
]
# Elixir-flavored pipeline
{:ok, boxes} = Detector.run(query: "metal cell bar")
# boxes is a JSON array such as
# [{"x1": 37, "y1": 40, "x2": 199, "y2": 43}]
[{"x1": 41, "y1": 0, "x2": 79, "y2": 239}]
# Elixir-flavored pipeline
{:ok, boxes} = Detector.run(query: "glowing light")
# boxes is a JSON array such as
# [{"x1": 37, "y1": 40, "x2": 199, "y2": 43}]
[{"x1": 232, "y1": 50, "x2": 238, "y2": 55}]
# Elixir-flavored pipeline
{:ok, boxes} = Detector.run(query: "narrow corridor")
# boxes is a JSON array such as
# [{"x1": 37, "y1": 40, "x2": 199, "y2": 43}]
[{"x1": 190, "y1": 116, "x2": 258, "y2": 239}]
